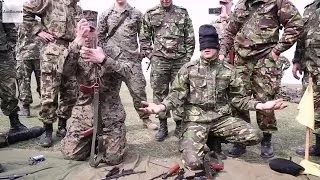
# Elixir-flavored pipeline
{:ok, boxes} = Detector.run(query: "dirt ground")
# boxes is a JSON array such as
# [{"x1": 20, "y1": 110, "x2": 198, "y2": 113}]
[{"x1": 0, "y1": 78, "x2": 320, "y2": 179}]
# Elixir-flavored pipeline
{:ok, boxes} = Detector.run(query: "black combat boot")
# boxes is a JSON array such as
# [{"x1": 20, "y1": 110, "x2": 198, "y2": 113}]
[
  {"x1": 19, "y1": 104, "x2": 30, "y2": 117},
  {"x1": 260, "y1": 132, "x2": 274, "y2": 158},
  {"x1": 174, "y1": 120, "x2": 182, "y2": 139},
  {"x1": 56, "y1": 118, "x2": 67, "y2": 138},
  {"x1": 207, "y1": 137, "x2": 227, "y2": 160},
  {"x1": 296, "y1": 135, "x2": 320, "y2": 156},
  {"x1": 9, "y1": 108, "x2": 28, "y2": 134},
  {"x1": 227, "y1": 143, "x2": 246, "y2": 158},
  {"x1": 155, "y1": 119, "x2": 168, "y2": 142},
  {"x1": 39, "y1": 123, "x2": 53, "y2": 147}
]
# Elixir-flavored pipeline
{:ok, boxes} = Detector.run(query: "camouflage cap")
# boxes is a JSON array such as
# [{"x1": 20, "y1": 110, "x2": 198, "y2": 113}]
[{"x1": 82, "y1": 10, "x2": 98, "y2": 29}]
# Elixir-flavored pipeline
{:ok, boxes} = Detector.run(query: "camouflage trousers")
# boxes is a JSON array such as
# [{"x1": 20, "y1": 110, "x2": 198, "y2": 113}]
[
  {"x1": 0, "y1": 51, "x2": 19, "y2": 115},
  {"x1": 39, "y1": 42, "x2": 78, "y2": 124},
  {"x1": 61, "y1": 100, "x2": 127, "y2": 164},
  {"x1": 119, "y1": 59, "x2": 149, "y2": 120},
  {"x1": 16, "y1": 59, "x2": 41, "y2": 105},
  {"x1": 235, "y1": 54, "x2": 281, "y2": 132},
  {"x1": 180, "y1": 117, "x2": 262, "y2": 170},
  {"x1": 150, "y1": 56, "x2": 189, "y2": 121},
  {"x1": 302, "y1": 69, "x2": 320, "y2": 135}
]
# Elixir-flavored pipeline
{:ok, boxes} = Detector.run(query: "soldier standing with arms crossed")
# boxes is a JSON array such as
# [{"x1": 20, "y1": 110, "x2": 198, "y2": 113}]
[
  {"x1": 140, "y1": 0, "x2": 195, "y2": 141},
  {"x1": 97, "y1": 0, "x2": 158, "y2": 131},
  {"x1": 293, "y1": 0, "x2": 320, "y2": 157},
  {"x1": 219, "y1": 0, "x2": 303, "y2": 158},
  {"x1": 23, "y1": 0, "x2": 80, "y2": 147}
]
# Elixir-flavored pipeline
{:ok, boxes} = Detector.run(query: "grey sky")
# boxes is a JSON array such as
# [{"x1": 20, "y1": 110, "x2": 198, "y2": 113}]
[{"x1": 79, "y1": 0, "x2": 311, "y2": 84}]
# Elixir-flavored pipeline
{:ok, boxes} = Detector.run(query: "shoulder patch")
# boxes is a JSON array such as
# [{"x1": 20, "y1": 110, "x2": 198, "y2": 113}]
[
  {"x1": 222, "y1": 61, "x2": 234, "y2": 70},
  {"x1": 145, "y1": 5, "x2": 160, "y2": 14}
]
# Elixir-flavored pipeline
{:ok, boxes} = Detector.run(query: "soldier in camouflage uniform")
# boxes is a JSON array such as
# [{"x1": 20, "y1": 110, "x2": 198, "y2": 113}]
[
  {"x1": 293, "y1": 0, "x2": 320, "y2": 157},
  {"x1": 23, "y1": 0, "x2": 80, "y2": 147},
  {"x1": 140, "y1": 0, "x2": 195, "y2": 141},
  {"x1": 16, "y1": 21, "x2": 43, "y2": 117},
  {"x1": 0, "y1": 1, "x2": 28, "y2": 133},
  {"x1": 61, "y1": 12, "x2": 128, "y2": 164},
  {"x1": 97, "y1": 0, "x2": 158, "y2": 131},
  {"x1": 219, "y1": 0, "x2": 303, "y2": 158},
  {"x1": 140, "y1": 25, "x2": 288, "y2": 170}
]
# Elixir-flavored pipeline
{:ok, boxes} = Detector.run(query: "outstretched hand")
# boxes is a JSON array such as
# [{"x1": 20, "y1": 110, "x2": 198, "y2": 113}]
[
  {"x1": 256, "y1": 99, "x2": 288, "y2": 111},
  {"x1": 139, "y1": 101, "x2": 166, "y2": 114}
]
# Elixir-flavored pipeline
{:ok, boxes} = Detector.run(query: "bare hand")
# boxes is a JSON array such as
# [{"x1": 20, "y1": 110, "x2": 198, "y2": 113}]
[
  {"x1": 76, "y1": 19, "x2": 90, "y2": 38},
  {"x1": 81, "y1": 46, "x2": 105, "y2": 63},
  {"x1": 139, "y1": 101, "x2": 166, "y2": 114},
  {"x1": 271, "y1": 50, "x2": 279, "y2": 61},
  {"x1": 256, "y1": 99, "x2": 287, "y2": 110},
  {"x1": 37, "y1": 31, "x2": 54, "y2": 42},
  {"x1": 292, "y1": 63, "x2": 302, "y2": 80},
  {"x1": 219, "y1": 55, "x2": 225, "y2": 61}
]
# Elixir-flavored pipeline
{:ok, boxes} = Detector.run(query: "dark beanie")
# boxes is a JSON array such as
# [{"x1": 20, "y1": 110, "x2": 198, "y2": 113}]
[{"x1": 199, "y1": 24, "x2": 220, "y2": 51}]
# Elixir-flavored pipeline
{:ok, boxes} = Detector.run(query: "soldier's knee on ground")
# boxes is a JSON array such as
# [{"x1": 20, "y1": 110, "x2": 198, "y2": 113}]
[
  {"x1": 104, "y1": 152, "x2": 125, "y2": 166},
  {"x1": 244, "y1": 129, "x2": 263, "y2": 146},
  {"x1": 62, "y1": 152, "x2": 88, "y2": 161},
  {"x1": 181, "y1": 150, "x2": 203, "y2": 171}
]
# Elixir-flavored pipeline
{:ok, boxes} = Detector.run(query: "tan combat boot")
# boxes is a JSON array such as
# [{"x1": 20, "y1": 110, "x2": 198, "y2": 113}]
[{"x1": 142, "y1": 118, "x2": 158, "y2": 130}]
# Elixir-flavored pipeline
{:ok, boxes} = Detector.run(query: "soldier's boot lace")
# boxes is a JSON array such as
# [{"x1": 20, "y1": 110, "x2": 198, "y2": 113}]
[
  {"x1": 296, "y1": 135, "x2": 320, "y2": 156},
  {"x1": 207, "y1": 137, "x2": 227, "y2": 160},
  {"x1": 56, "y1": 118, "x2": 67, "y2": 138},
  {"x1": 174, "y1": 120, "x2": 182, "y2": 139},
  {"x1": 260, "y1": 132, "x2": 274, "y2": 159},
  {"x1": 39, "y1": 123, "x2": 53, "y2": 148},
  {"x1": 18, "y1": 104, "x2": 30, "y2": 117},
  {"x1": 155, "y1": 119, "x2": 168, "y2": 142},
  {"x1": 227, "y1": 143, "x2": 246, "y2": 158},
  {"x1": 9, "y1": 108, "x2": 28, "y2": 134},
  {"x1": 142, "y1": 118, "x2": 158, "y2": 130}
]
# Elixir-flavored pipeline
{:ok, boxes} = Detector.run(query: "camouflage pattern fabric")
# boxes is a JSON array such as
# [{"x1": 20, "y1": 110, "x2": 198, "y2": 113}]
[
  {"x1": 180, "y1": 119, "x2": 262, "y2": 170},
  {"x1": 0, "y1": 3, "x2": 19, "y2": 116},
  {"x1": 16, "y1": 23, "x2": 43, "y2": 106},
  {"x1": 235, "y1": 55, "x2": 281, "y2": 132},
  {"x1": 0, "y1": 52, "x2": 19, "y2": 116},
  {"x1": 151, "y1": 56, "x2": 188, "y2": 120},
  {"x1": 220, "y1": 0, "x2": 303, "y2": 60},
  {"x1": 293, "y1": 1, "x2": 320, "y2": 135},
  {"x1": 161, "y1": 58, "x2": 261, "y2": 123},
  {"x1": 277, "y1": 85, "x2": 301, "y2": 103},
  {"x1": 97, "y1": 3, "x2": 149, "y2": 120},
  {"x1": 16, "y1": 59, "x2": 41, "y2": 105},
  {"x1": 277, "y1": 55, "x2": 290, "y2": 78},
  {"x1": 23, "y1": 0, "x2": 79, "y2": 123},
  {"x1": 60, "y1": 38, "x2": 130, "y2": 163},
  {"x1": 140, "y1": 4, "x2": 195, "y2": 60}
]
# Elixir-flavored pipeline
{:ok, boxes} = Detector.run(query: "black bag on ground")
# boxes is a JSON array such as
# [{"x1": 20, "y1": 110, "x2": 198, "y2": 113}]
[{"x1": 269, "y1": 158, "x2": 305, "y2": 176}]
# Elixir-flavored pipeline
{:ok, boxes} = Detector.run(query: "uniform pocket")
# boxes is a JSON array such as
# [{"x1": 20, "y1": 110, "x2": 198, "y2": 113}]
[{"x1": 190, "y1": 78, "x2": 207, "y2": 104}]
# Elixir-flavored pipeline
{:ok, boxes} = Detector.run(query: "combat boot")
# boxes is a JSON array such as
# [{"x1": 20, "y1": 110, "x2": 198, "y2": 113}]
[
  {"x1": 296, "y1": 135, "x2": 320, "y2": 156},
  {"x1": 0, "y1": 163, "x2": 2, "y2": 173},
  {"x1": 39, "y1": 123, "x2": 53, "y2": 147},
  {"x1": 9, "y1": 108, "x2": 28, "y2": 134},
  {"x1": 227, "y1": 143, "x2": 246, "y2": 158},
  {"x1": 142, "y1": 118, "x2": 158, "y2": 130},
  {"x1": 260, "y1": 132, "x2": 274, "y2": 158},
  {"x1": 174, "y1": 120, "x2": 182, "y2": 139},
  {"x1": 155, "y1": 119, "x2": 168, "y2": 142},
  {"x1": 207, "y1": 137, "x2": 227, "y2": 160},
  {"x1": 19, "y1": 104, "x2": 30, "y2": 117},
  {"x1": 56, "y1": 118, "x2": 67, "y2": 138}
]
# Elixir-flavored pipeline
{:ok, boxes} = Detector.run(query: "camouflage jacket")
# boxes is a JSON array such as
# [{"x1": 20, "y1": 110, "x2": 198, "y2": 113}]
[
  {"x1": 23, "y1": 0, "x2": 78, "y2": 41},
  {"x1": 97, "y1": 3, "x2": 143, "y2": 61},
  {"x1": 294, "y1": 1, "x2": 320, "y2": 71},
  {"x1": 16, "y1": 21, "x2": 43, "y2": 61},
  {"x1": 161, "y1": 58, "x2": 260, "y2": 122},
  {"x1": 212, "y1": 17, "x2": 229, "y2": 43},
  {"x1": 220, "y1": 0, "x2": 303, "y2": 60},
  {"x1": 0, "y1": 2, "x2": 17, "y2": 52},
  {"x1": 62, "y1": 41, "x2": 131, "y2": 106},
  {"x1": 140, "y1": 4, "x2": 195, "y2": 60}
]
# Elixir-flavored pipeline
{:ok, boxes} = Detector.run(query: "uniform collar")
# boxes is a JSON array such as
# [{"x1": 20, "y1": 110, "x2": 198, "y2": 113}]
[
  {"x1": 200, "y1": 57, "x2": 220, "y2": 66},
  {"x1": 159, "y1": 4, "x2": 175, "y2": 13},
  {"x1": 113, "y1": 2, "x2": 132, "y2": 13}
]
